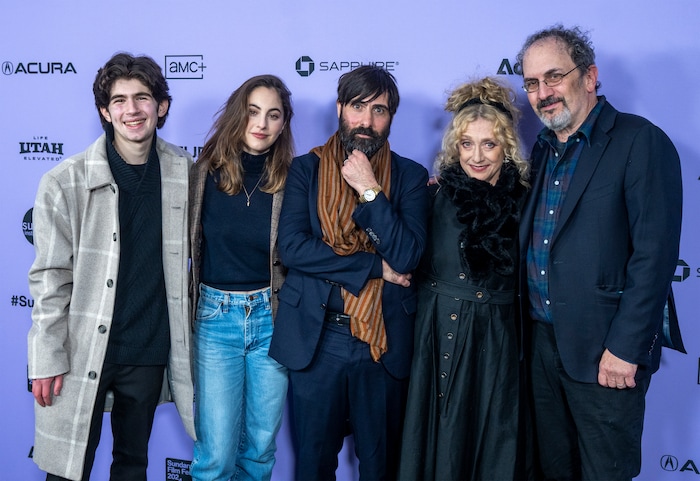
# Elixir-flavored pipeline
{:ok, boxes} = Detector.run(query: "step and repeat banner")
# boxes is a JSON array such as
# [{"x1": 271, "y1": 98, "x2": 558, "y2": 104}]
[{"x1": 1, "y1": 1, "x2": 699, "y2": 479}]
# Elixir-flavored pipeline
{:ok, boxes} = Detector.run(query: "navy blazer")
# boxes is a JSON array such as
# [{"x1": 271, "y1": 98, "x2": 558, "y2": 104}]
[
  {"x1": 519, "y1": 99, "x2": 683, "y2": 383},
  {"x1": 269, "y1": 150, "x2": 430, "y2": 379}
]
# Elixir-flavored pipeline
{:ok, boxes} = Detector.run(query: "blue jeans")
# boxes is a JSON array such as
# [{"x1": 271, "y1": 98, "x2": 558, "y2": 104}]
[{"x1": 191, "y1": 284, "x2": 288, "y2": 481}]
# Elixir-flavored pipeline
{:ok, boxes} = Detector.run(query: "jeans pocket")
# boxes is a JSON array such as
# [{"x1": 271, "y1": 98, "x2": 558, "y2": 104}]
[{"x1": 196, "y1": 293, "x2": 224, "y2": 322}]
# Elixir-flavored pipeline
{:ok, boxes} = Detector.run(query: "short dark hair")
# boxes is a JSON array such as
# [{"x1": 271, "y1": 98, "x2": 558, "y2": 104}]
[
  {"x1": 337, "y1": 65, "x2": 400, "y2": 116},
  {"x1": 517, "y1": 24, "x2": 601, "y2": 91},
  {"x1": 92, "y1": 53, "x2": 172, "y2": 130}
]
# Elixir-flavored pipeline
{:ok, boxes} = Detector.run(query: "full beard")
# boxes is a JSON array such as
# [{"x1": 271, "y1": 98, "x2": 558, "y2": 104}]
[{"x1": 339, "y1": 116, "x2": 389, "y2": 159}]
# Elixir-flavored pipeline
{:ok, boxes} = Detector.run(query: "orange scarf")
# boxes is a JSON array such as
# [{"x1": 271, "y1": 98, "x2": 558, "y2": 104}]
[{"x1": 313, "y1": 132, "x2": 392, "y2": 361}]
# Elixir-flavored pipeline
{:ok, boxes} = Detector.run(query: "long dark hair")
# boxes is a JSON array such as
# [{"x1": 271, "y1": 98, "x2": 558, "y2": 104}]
[{"x1": 200, "y1": 74, "x2": 295, "y2": 194}]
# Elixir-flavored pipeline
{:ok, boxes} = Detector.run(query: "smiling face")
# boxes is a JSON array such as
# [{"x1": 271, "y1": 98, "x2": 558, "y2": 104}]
[
  {"x1": 243, "y1": 86, "x2": 285, "y2": 155},
  {"x1": 522, "y1": 37, "x2": 598, "y2": 141},
  {"x1": 458, "y1": 117, "x2": 505, "y2": 186},
  {"x1": 99, "y1": 78, "x2": 168, "y2": 152}
]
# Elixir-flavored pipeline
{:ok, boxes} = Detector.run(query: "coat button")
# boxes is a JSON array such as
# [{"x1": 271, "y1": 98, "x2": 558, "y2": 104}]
[
  {"x1": 98, "y1": 325, "x2": 107, "y2": 334},
  {"x1": 273, "y1": 288, "x2": 280, "y2": 294},
  {"x1": 431, "y1": 281, "x2": 437, "y2": 287},
  {"x1": 443, "y1": 352, "x2": 450, "y2": 360},
  {"x1": 440, "y1": 371, "x2": 447, "y2": 379},
  {"x1": 320, "y1": 303, "x2": 326, "y2": 309},
  {"x1": 450, "y1": 313, "x2": 457, "y2": 320},
  {"x1": 107, "y1": 279, "x2": 113, "y2": 288},
  {"x1": 458, "y1": 273, "x2": 466, "y2": 280},
  {"x1": 446, "y1": 332, "x2": 454, "y2": 340},
  {"x1": 273, "y1": 260, "x2": 281, "y2": 266},
  {"x1": 88, "y1": 371, "x2": 97, "y2": 380},
  {"x1": 476, "y1": 291, "x2": 484, "y2": 299}
]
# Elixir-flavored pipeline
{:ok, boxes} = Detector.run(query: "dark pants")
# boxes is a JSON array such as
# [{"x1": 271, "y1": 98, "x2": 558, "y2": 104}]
[
  {"x1": 530, "y1": 322, "x2": 650, "y2": 481},
  {"x1": 47, "y1": 363, "x2": 164, "y2": 481},
  {"x1": 288, "y1": 321, "x2": 408, "y2": 481}
]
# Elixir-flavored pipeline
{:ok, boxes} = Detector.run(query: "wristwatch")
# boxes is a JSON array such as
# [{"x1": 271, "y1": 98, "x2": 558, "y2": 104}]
[{"x1": 359, "y1": 185, "x2": 382, "y2": 203}]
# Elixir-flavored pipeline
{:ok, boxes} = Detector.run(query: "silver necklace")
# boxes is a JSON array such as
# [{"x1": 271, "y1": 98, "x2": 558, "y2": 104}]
[{"x1": 242, "y1": 176, "x2": 264, "y2": 207}]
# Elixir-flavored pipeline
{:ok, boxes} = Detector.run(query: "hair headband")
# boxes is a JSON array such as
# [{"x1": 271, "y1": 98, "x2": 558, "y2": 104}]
[{"x1": 457, "y1": 97, "x2": 513, "y2": 120}]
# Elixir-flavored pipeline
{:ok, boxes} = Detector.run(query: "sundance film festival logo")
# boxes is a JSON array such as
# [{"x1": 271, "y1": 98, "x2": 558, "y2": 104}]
[
  {"x1": 166, "y1": 458, "x2": 191, "y2": 480},
  {"x1": 20, "y1": 136, "x2": 64, "y2": 161},
  {"x1": 2, "y1": 60, "x2": 76, "y2": 75},
  {"x1": 165, "y1": 55, "x2": 207, "y2": 79},
  {"x1": 295, "y1": 55, "x2": 399, "y2": 77},
  {"x1": 23, "y1": 208, "x2": 33, "y2": 245}
]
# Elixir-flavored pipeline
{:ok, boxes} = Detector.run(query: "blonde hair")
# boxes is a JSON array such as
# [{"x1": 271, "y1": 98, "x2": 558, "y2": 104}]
[{"x1": 436, "y1": 77, "x2": 529, "y2": 186}]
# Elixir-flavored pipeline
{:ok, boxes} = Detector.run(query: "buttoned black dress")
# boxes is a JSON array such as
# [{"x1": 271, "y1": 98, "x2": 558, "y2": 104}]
[{"x1": 399, "y1": 164, "x2": 526, "y2": 481}]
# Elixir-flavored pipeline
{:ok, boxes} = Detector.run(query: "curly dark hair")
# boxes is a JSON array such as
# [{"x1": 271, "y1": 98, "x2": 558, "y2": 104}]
[
  {"x1": 517, "y1": 24, "x2": 601, "y2": 91},
  {"x1": 92, "y1": 53, "x2": 171, "y2": 130}
]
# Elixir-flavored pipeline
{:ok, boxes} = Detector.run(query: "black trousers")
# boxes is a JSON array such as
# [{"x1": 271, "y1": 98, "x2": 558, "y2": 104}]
[
  {"x1": 530, "y1": 321, "x2": 650, "y2": 481},
  {"x1": 288, "y1": 321, "x2": 408, "y2": 481},
  {"x1": 47, "y1": 363, "x2": 164, "y2": 481}
]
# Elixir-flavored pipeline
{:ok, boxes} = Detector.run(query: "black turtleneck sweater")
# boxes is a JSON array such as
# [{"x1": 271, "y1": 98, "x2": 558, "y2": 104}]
[
  {"x1": 104, "y1": 130, "x2": 169, "y2": 366},
  {"x1": 200, "y1": 151, "x2": 272, "y2": 291}
]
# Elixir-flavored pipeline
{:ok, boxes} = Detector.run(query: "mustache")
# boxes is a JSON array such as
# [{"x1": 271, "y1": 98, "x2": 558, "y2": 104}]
[
  {"x1": 349, "y1": 127, "x2": 379, "y2": 139},
  {"x1": 537, "y1": 96, "x2": 564, "y2": 109}
]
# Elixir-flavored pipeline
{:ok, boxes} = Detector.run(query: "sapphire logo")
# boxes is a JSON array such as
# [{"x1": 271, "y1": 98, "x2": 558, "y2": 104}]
[
  {"x1": 295, "y1": 55, "x2": 398, "y2": 77},
  {"x1": 295, "y1": 56, "x2": 315, "y2": 77},
  {"x1": 673, "y1": 260, "x2": 691, "y2": 282},
  {"x1": 2, "y1": 61, "x2": 76, "y2": 75},
  {"x1": 165, "y1": 55, "x2": 207, "y2": 79},
  {"x1": 661, "y1": 455, "x2": 679, "y2": 471}
]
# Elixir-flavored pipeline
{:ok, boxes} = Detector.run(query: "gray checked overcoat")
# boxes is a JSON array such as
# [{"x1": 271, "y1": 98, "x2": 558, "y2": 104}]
[{"x1": 27, "y1": 134, "x2": 196, "y2": 480}]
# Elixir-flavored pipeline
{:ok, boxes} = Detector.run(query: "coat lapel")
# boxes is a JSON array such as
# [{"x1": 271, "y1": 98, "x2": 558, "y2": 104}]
[{"x1": 551, "y1": 103, "x2": 615, "y2": 245}]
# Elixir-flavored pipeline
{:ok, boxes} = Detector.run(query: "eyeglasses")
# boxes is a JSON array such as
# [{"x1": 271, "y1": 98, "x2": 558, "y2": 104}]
[{"x1": 522, "y1": 64, "x2": 583, "y2": 93}]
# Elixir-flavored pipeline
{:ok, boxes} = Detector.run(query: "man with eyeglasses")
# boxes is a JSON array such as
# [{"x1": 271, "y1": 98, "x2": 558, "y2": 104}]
[{"x1": 516, "y1": 25, "x2": 683, "y2": 480}]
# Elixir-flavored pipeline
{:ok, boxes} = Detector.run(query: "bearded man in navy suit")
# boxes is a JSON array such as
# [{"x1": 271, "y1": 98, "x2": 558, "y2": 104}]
[
  {"x1": 269, "y1": 66, "x2": 429, "y2": 480},
  {"x1": 517, "y1": 25, "x2": 683, "y2": 481}
]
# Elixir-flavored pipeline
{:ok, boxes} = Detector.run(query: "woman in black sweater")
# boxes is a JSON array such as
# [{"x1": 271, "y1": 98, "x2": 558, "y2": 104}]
[{"x1": 188, "y1": 75, "x2": 294, "y2": 481}]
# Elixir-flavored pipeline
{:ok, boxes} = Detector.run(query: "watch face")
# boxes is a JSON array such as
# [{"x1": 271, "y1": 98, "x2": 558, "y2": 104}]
[{"x1": 363, "y1": 189, "x2": 376, "y2": 202}]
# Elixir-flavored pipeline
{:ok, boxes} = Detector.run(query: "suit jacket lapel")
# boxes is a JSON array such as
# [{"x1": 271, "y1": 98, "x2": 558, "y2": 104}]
[{"x1": 551, "y1": 103, "x2": 615, "y2": 245}]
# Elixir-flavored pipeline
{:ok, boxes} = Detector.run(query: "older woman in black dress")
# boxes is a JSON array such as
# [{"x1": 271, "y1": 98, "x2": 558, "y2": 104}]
[{"x1": 399, "y1": 77, "x2": 530, "y2": 481}]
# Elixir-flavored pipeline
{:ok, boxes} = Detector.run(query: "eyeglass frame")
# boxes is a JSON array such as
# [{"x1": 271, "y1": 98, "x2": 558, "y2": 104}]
[{"x1": 522, "y1": 64, "x2": 584, "y2": 93}]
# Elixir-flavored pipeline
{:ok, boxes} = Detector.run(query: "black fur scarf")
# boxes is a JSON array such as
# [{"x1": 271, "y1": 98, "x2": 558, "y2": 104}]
[{"x1": 439, "y1": 162, "x2": 527, "y2": 281}]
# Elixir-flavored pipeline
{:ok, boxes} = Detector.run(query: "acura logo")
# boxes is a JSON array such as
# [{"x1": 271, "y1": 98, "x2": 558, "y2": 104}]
[{"x1": 660, "y1": 455, "x2": 679, "y2": 471}]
